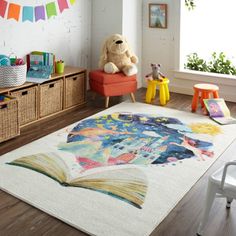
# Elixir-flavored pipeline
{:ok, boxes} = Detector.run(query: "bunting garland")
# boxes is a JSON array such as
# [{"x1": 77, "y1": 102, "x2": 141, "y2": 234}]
[
  {"x1": 0, "y1": 0, "x2": 7, "y2": 18},
  {"x1": 0, "y1": 0, "x2": 75, "y2": 22}
]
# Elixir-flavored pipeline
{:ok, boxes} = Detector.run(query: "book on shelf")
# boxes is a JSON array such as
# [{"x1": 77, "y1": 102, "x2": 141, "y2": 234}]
[
  {"x1": 26, "y1": 65, "x2": 53, "y2": 83},
  {"x1": 203, "y1": 98, "x2": 236, "y2": 125},
  {"x1": 7, "y1": 152, "x2": 147, "y2": 208},
  {"x1": 26, "y1": 51, "x2": 55, "y2": 74}
]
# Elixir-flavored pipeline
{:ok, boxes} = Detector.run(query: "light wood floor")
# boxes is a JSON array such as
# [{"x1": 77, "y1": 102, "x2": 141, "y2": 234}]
[{"x1": 0, "y1": 88, "x2": 236, "y2": 236}]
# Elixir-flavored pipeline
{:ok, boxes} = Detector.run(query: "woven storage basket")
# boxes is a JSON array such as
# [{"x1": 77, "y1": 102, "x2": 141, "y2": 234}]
[
  {"x1": 0, "y1": 64, "x2": 27, "y2": 88},
  {"x1": 65, "y1": 74, "x2": 85, "y2": 108},
  {"x1": 10, "y1": 86, "x2": 38, "y2": 126},
  {"x1": 39, "y1": 79, "x2": 63, "y2": 118},
  {"x1": 0, "y1": 96, "x2": 20, "y2": 143}
]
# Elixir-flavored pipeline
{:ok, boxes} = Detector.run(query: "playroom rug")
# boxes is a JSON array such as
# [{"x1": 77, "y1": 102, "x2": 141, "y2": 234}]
[{"x1": 1, "y1": 102, "x2": 236, "y2": 236}]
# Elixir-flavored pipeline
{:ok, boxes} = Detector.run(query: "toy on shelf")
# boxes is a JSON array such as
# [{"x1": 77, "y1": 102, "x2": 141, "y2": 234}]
[
  {"x1": 0, "y1": 95, "x2": 11, "y2": 102},
  {"x1": 0, "y1": 55, "x2": 10, "y2": 66},
  {"x1": 145, "y1": 63, "x2": 170, "y2": 106}
]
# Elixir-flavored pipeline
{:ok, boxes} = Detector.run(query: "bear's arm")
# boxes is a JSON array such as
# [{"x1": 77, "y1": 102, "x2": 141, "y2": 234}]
[{"x1": 130, "y1": 55, "x2": 138, "y2": 64}]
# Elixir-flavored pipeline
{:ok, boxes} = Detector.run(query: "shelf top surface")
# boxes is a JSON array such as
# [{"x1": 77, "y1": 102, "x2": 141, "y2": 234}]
[{"x1": 0, "y1": 66, "x2": 86, "y2": 93}]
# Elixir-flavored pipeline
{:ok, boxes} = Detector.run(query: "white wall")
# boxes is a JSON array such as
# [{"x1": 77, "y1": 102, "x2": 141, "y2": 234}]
[
  {"x1": 91, "y1": 0, "x2": 143, "y2": 87},
  {"x1": 142, "y1": 0, "x2": 180, "y2": 87},
  {"x1": 91, "y1": 0, "x2": 123, "y2": 70},
  {"x1": 122, "y1": 0, "x2": 142, "y2": 87},
  {"x1": 0, "y1": 0, "x2": 91, "y2": 68}
]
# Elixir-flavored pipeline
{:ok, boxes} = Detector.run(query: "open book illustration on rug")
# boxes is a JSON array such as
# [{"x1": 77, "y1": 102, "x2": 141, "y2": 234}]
[
  {"x1": 7, "y1": 113, "x2": 218, "y2": 208},
  {"x1": 204, "y1": 98, "x2": 236, "y2": 125},
  {"x1": 8, "y1": 152, "x2": 147, "y2": 209}
]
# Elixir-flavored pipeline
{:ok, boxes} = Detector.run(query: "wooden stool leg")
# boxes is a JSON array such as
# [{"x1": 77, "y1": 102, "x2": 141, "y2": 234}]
[
  {"x1": 164, "y1": 84, "x2": 170, "y2": 101},
  {"x1": 200, "y1": 91, "x2": 206, "y2": 108},
  {"x1": 146, "y1": 81, "x2": 153, "y2": 103},
  {"x1": 159, "y1": 84, "x2": 166, "y2": 105},
  {"x1": 105, "y1": 97, "x2": 109, "y2": 108},
  {"x1": 152, "y1": 83, "x2": 156, "y2": 99},
  {"x1": 92, "y1": 91, "x2": 96, "y2": 100},
  {"x1": 130, "y1": 93, "x2": 136, "y2": 103},
  {"x1": 192, "y1": 90, "x2": 199, "y2": 112},
  {"x1": 213, "y1": 91, "x2": 219, "y2": 98},
  {"x1": 202, "y1": 92, "x2": 210, "y2": 113}
]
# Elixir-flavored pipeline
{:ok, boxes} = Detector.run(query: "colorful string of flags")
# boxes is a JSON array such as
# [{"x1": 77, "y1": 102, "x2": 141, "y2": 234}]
[{"x1": 0, "y1": 0, "x2": 76, "y2": 22}]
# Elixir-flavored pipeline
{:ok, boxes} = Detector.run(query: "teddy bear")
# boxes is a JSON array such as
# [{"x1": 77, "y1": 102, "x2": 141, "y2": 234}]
[
  {"x1": 98, "y1": 34, "x2": 138, "y2": 76},
  {"x1": 145, "y1": 63, "x2": 165, "y2": 81}
]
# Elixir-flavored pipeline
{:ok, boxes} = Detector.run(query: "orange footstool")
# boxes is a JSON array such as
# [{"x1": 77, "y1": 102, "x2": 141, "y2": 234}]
[
  {"x1": 89, "y1": 70, "x2": 137, "y2": 108},
  {"x1": 191, "y1": 83, "x2": 219, "y2": 112}
]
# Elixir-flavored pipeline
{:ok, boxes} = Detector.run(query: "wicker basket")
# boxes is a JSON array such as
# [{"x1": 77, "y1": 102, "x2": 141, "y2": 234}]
[
  {"x1": 0, "y1": 64, "x2": 27, "y2": 88},
  {"x1": 39, "y1": 79, "x2": 63, "y2": 118},
  {"x1": 10, "y1": 86, "x2": 38, "y2": 126},
  {"x1": 65, "y1": 74, "x2": 85, "y2": 108},
  {"x1": 0, "y1": 96, "x2": 20, "y2": 143}
]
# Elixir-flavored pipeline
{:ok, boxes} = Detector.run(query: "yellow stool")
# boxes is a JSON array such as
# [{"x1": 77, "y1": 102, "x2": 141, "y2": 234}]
[{"x1": 145, "y1": 78, "x2": 170, "y2": 105}]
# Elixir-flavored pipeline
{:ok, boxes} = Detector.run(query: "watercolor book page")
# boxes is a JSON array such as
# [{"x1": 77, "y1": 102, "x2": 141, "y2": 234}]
[{"x1": 204, "y1": 98, "x2": 236, "y2": 125}]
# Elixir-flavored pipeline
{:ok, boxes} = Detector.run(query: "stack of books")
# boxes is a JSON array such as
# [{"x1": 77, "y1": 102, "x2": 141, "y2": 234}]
[{"x1": 26, "y1": 51, "x2": 55, "y2": 83}]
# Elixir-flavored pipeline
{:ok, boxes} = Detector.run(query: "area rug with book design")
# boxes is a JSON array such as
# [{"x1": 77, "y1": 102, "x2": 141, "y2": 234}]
[{"x1": 1, "y1": 102, "x2": 236, "y2": 236}]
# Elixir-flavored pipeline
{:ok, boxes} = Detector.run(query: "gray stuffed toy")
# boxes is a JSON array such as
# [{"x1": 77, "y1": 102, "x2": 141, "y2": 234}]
[{"x1": 145, "y1": 63, "x2": 165, "y2": 81}]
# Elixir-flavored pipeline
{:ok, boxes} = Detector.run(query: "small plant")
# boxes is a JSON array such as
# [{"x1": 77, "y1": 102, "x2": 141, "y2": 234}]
[
  {"x1": 208, "y1": 52, "x2": 236, "y2": 75},
  {"x1": 185, "y1": 0, "x2": 195, "y2": 10},
  {"x1": 185, "y1": 52, "x2": 236, "y2": 76},
  {"x1": 184, "y1": 53, "x2": 208, "y2": 72}
]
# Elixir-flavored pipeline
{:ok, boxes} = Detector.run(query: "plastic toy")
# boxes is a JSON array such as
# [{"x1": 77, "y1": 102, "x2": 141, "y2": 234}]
[
  {"x1": 0, "y1": 55, "x2": 10, "y2": 66},
  {"x1": 15, "y1": 58, "x2": 24, "y2": 65}
]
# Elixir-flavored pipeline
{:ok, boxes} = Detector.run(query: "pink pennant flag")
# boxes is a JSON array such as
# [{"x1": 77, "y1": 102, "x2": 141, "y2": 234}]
[
  {"x1": 57, "y1": 0, "x2": 69, "y2": 13},
  {"x1": 0, "y1": 0, "x2": 8, "y2": 18}
]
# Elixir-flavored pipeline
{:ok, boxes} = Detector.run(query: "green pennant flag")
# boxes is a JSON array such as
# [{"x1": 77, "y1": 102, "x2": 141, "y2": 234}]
[
  {"x1": 46, "y1": 2, "x2": 57, "y2": 18},
  {"x1": 70, "y1": 0, "x2": 76, "y2": 5}
]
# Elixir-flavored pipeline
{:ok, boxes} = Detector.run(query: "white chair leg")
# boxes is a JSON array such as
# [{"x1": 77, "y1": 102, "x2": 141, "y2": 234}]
[
  {"x1": 197, "y1": 181, "x2": 218, "y2": 236},
  {"x1": 226, "y1": 197, "x2": 233, "y2": 208}
]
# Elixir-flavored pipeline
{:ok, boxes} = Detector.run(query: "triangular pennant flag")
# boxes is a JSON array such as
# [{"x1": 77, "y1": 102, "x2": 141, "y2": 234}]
[
  {"x1": 7, "y1": 3, "x2": 21, "y2": 21},
  {"x1": 22, "y1": 6, "x2": 34, "y2": 22},
  {"x1": 57, "y1": 0, "x2": 69, "y2": 13},
  {"x1": 46, "y1": 2, "x2": 57, "y2": 19},
  {"x1": 0, "y1": 0, "x2": 8, "y2": 18},
  {"x1": 70, "y1": 0, "x2": 76, "y2": 5},
  {"x1": 35, "y1": 5, "x2": 45, "y2": 21}
]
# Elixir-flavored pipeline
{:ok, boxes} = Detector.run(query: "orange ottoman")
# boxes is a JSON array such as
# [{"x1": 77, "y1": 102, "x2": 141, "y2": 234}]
[
  {"x1": 89, "y1": 70, "x2": 137, "y2": 108},
  {"x1": 191, "y1": 83, "x2": 219, "y2": 112}
]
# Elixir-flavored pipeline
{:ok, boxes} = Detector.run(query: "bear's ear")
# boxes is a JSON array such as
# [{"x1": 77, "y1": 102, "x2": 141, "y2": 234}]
[
  {"x1": 126, "y1": 43, "x2": 133, "y2": 58},
  {"x1": 123, "y1": 36, "x2": 132, "y2": 58}
]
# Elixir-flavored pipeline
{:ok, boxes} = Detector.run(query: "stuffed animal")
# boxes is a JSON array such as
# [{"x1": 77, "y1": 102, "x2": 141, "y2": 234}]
[
  {"x1": 99, "y1": 34, "x2": 138, "y2": 76},
  {"x1": 145, "y1": 63, "x2": 165, "y2": 81}
]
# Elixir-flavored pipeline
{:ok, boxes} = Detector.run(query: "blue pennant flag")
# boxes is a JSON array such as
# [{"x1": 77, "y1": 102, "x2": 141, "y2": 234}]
[{"x1": 22, "y1": 6, "x2": 34, "y2": 22}]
